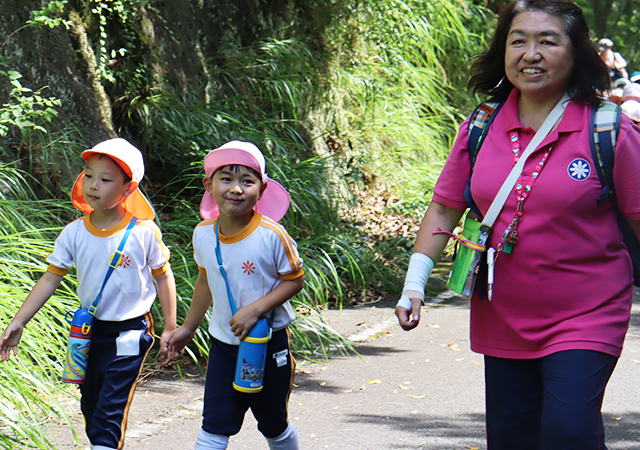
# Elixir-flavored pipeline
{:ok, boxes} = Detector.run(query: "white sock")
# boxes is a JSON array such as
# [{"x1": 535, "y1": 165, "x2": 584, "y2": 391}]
[
  {"x1": 266, "y1": 423, "x2": 299, "y2": 450},
  {"x1": 194, "y1": 428, "x2": 229, "y2": 450}
]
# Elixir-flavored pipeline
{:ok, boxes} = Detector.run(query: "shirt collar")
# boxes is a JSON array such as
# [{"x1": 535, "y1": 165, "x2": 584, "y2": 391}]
[
  {"x1": 501, "y1": 88, "x2": 585, "y2": 136},
  {"x1": 218, "y1": 212, "x2": 263, "y2": 244}
]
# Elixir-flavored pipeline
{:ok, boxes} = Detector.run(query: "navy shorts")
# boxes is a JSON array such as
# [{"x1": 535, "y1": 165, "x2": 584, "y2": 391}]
[
  {"x1": 80, "y1": 312, "x2": 155, "y2": 450},
  {"x1": 202, "y1": 327, "x2": 295, "y2": 438},
  {"x1": 484, "y1": 350, "x2": 618, "y2": 450}
]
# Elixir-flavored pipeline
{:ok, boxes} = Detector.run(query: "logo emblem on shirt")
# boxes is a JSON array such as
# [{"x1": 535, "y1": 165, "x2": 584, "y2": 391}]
[
  {"x1": 110, "y1": 251, "x2": 130, "y2": 269},
  {"x1": 242, "y1": 261, "x2": 255, "y2": 275},
  {"x1": 119, "y1": 255, "x2": 131, "y2": 268},
  {"x1": 567, "y1": 158, "x2": 591, "y2": 181}
]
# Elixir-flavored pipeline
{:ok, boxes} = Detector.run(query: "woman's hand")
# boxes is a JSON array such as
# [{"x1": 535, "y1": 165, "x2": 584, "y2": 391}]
[{"x1": 395, "y1": 297, "x2": 423, "y2": 331}]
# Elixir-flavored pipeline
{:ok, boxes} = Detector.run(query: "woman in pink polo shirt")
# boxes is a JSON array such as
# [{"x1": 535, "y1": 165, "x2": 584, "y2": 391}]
[{"x1": 396, "y1": 0, "x2": 640, "y2": 449}]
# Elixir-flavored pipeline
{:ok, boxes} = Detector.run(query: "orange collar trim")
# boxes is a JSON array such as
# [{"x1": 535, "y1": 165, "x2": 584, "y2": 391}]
[
  {"x1": 218, "y1": 213, "x2": 262, "y2": 244},
  {"x1": 83, "y1": 212, "x2": 136, "y2": 237}
]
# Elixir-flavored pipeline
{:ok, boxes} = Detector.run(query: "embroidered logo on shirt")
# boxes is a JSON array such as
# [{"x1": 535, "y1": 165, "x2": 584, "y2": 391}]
[
  {"x1": 567, "y1": 158, "x2": 591, "y2": 181},
  {"x1": 242, "y1": 261, "x2": 255, "y2": 275},
  {"x1": 120, "y1": 255, "x2": 131, "y2": 268}
]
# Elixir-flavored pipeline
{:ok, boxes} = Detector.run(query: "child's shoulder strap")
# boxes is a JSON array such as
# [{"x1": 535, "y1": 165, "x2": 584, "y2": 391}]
[
  {"x1": 464, "y1": 100, "x2": 505, "y2": 217},
  {"x1": 589, "y1": 100, "x2": 622, "y2": 206}
]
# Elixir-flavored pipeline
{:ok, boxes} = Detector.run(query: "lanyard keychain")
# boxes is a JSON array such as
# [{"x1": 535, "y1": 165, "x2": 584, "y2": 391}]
[
  {"x1": 498, "y1": 132, "x2": 553, "y2": 255},
  {"x1": 482, "y1": 93, "x2": 569, "y2": 299},
  {"x1": 488, "y1": 137, "x2": 552, "y2": 298}
]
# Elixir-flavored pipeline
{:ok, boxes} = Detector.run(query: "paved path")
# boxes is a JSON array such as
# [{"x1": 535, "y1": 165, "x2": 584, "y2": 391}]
[{"x1": 48, "y1": 291, "x2": 640, "y2": 449}]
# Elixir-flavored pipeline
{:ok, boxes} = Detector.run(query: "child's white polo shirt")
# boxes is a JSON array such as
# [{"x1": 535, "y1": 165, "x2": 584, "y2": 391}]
[
  {"x1": 46, "y1": 212, "x2": 171, "y2": 321},
  {"x1": 193, "y1": 212, "x2": 303, "y2": 345}
]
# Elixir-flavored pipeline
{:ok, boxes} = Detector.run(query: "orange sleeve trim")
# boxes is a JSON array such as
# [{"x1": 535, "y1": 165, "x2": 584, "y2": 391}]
[
  {"x1": 47, "y1": 265, "x2": 68, "y2": 276},
  {"x1": 140, "y1": 221, "x2": 171, "y2": 262},
  {"x1": 282, "y1": 267, "x2": 304, "y2": 280},
  {"x1": 260, "y1": 220, "x2": 303, "y2": 274},
  {"x1": 151, "y1": 262, "x2": 171, "y2": 276},
  {"x1": 198, "y1": 266, "x2": 207, "y2": 274}
]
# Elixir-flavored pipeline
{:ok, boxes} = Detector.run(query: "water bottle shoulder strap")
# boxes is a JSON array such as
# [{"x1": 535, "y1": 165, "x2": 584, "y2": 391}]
[{"x1": 88, "y1": 216, "x2": 138, "y2": 315}]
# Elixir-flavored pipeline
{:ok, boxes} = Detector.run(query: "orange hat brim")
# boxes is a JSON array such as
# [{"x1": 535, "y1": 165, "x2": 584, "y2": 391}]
[{"x1": 71, "y1": 171, "x2": 155, "y2": 220}]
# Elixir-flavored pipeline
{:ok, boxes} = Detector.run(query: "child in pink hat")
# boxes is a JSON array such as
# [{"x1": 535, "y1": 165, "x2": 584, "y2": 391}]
[
  {"x1": 169, "y1": 141, "x2": 303, "y2": 450},
  {"x1": 0, "y1": 138, "x2": 177, "y2": 450}
]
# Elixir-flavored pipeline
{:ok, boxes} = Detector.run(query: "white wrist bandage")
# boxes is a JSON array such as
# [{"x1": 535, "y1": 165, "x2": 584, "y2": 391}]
[
  {"x1": 396, "y1": 295, "x2": 413, "y2": 311},
  {"x1": 402, "y1": 252, "x2": 435, "y2": 302}
]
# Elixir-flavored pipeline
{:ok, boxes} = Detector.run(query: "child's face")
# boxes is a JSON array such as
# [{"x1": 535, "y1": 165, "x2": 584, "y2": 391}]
[
  {"x1": 204, "y1": 165, "x2": 267, "y2": 220},
  {"x1": 82, "y1": 154, "x2": 133, "y2": 212}
]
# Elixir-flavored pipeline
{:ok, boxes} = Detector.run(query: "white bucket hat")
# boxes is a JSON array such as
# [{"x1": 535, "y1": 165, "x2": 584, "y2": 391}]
[{"x1": 71, "y1": 138, "x2": 155, "y2": 220}]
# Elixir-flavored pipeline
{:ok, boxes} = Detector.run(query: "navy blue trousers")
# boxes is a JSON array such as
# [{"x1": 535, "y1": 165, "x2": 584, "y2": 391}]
[
  {"x1": 202, "y1": 328, "x2": 295, "y2": 438},
  {"x1": 485, "y1": 350, "x2": 618, "y2": 450},
  {"x1": 80, "y1": 312, "x2": 154, "y2": 449}
]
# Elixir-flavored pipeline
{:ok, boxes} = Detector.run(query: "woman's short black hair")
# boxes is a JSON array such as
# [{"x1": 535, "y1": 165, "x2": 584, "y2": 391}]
[{"x1": 468, "y1": 0, "x2": 610, "y2": 106}]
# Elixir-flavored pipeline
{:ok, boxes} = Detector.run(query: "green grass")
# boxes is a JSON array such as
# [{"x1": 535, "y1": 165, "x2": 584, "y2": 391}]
[
  {"x1": 324, "y1": 0, "x2": 491, "y2": 211},
  {"x1": 0, "y1": 167, "x2": 80, "y2": 449}
]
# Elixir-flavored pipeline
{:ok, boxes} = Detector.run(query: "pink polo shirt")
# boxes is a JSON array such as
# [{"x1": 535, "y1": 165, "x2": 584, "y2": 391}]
[{"x1": 433, "y1": 89, "x2": 640, "y2": 358}]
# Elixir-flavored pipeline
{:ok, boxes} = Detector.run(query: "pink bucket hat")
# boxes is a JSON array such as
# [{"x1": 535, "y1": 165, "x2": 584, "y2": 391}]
[
  {"x1": 200, "y1": 141, "x2": 290, "y2": 221},
  {"x1": 71, "y1": 138, "x2": 155, "y2": 220}
]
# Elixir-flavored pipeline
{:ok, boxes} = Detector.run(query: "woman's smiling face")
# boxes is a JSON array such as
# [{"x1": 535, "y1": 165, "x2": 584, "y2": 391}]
[{"x1": 504, "y1": 10, "x2": 574, "y2": 104}]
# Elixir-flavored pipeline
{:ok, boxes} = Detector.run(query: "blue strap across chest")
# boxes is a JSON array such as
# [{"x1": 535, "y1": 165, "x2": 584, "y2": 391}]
[
  {"x1": 88, "y1": 216, "x2": 138, "y2": 315},
  {"x1": 214, "y1": 220, "x2": 275, "y2": 325}
]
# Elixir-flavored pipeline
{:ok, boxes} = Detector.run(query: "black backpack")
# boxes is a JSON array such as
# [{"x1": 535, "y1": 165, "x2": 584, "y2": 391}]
[{"x1": 464, "y1": 99, "x2": 640, "y2": 286}]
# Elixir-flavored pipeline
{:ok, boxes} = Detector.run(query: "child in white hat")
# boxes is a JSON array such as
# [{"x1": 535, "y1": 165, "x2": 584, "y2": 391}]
[
  {"x1": 169, "y1": 141, "x2": 303, "y2": 450},
  {"x1": 0, "y1": 138, "x2": 177, "y2": 450}
]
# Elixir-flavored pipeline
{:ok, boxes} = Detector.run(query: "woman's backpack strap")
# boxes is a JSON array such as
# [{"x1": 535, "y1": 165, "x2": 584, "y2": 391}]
[
  {"x1": 589, "y1": 100, "x2": 621, "y2": 206},
  {"x1": 464, "y1": 101, "x2": 505, "y2": 218}
]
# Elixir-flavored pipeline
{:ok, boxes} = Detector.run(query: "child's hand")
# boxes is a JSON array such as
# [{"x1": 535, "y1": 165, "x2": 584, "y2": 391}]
[
  {"x1": 229, "y1": 305, "x2": 260, "y2": 341},
  {"x1": 159, "y1": 328, "x2": 176, "y2": 366},
  {"x1": 0, "y1": 322, "x2": 24, "y2": 361},
  {"x1": 166, "y1": 326, "x2": 196, "y2": 360}
]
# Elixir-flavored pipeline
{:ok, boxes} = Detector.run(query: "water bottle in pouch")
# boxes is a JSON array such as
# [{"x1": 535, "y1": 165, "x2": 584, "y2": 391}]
[
  {"x1": 62, "y1": 309, "x2": 94, "y2": 384},
  {"x1": 233, "y1": 317, "x2": 270, "y2": 393}
]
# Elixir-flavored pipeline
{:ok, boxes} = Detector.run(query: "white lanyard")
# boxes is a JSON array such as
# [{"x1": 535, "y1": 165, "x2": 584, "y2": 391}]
[{"x1": 484, "y1": 92, "x2": 570, "y2": 299}]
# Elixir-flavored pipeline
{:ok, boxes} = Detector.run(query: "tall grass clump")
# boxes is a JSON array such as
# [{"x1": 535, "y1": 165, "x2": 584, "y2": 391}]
[
  {"x1": 146, "y1": 144, "x2": 362, "y2": 359},
  {"x1": 325, "y1": 0, "x2": 492, "y2": 211},
  {"x1": 116, "y1": 3, "x2": 493, "y2": 357},
  {"x1": 0, "y1": 166, "x2": 80, "y2": 449},
  {"x1": 119, "y1": 36, "x2": 373, "y2": 358}
]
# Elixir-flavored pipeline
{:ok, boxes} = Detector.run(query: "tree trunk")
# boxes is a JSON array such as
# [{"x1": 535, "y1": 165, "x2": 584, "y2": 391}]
[{"x1": 592, "y1": 0, "x2": 615, "y2": 38}]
